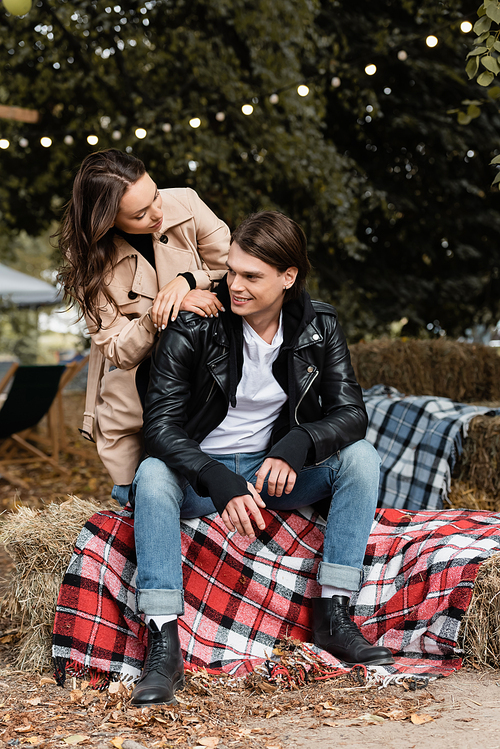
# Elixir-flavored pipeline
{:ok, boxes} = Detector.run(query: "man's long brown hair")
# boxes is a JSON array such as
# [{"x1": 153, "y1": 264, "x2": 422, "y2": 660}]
[{"x1": 57, "y1": 149, "x2": 146, "y2": 329}]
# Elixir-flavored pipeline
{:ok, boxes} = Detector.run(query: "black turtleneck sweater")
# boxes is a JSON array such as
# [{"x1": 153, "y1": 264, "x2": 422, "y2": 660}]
[{"x1": 115, "y1": 229, "x2": 156, "y2": 271}]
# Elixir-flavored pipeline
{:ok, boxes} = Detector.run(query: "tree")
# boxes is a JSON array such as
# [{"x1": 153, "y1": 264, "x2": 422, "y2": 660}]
[
  {"x1": 309, "y1": 0, "x2": 500, "y2": 339},
  {"x1": 1, "y1": 0, "x2": 500, "y2": 339}
]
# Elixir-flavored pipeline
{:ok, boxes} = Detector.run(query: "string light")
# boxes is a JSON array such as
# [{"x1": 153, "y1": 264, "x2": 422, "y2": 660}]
[
  {"x1": 4, "y1": 14, "x2": 476, "y2": 149},
  {"x1": 3, "y1": 0, "x2": 32, "y2": 16}
]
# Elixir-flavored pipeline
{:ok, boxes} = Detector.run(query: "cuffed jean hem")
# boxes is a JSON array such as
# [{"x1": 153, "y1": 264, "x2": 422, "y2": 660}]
[
  {"x1": 111, "y1": 484, "x2": 132, "y2": 507},
  {"x1": 137, "y1": 588, "x2": 185, "y2": 616},
  {"x1": 317, "y1": 561, "x2": 362, "y2": 591}
]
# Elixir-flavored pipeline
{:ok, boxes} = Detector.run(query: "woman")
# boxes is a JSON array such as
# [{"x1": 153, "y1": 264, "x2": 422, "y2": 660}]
[{"x1": 58, "y1": 149, "x2": 230, "y2": 500}]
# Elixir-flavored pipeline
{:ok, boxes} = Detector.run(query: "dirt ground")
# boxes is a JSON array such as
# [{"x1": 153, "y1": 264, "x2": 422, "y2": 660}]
[{"x1": 1, "y1": 392, "x2": 500, "y2": 748}]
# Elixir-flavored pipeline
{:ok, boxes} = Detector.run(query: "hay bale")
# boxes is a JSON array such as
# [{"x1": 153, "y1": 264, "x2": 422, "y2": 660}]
[
  {"x1": 448, "y1": 480, "x2": 499, "y2": 513},
  {"x1": 458, "y1": 553, "x2": 500, "y2": 669},
  {"x1": 350, "y1": 338, "x2": 500, "y2": 403},
  {"x1": 0, "y1": 496, "x2": 104, "y2": 672},
  {"x1": 454, "y1": 415, "x2": 500, "y2": 506}
]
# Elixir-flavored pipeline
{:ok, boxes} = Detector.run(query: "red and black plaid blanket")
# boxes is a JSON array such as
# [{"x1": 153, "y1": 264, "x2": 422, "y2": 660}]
[{"x1": 53, "y1": 506, "x2": 500, "y2": 683}]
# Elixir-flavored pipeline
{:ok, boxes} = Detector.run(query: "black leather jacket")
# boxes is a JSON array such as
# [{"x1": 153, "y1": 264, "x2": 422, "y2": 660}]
[{"x1": 143, "y1": 281, "x2": 367, "y2": 508}]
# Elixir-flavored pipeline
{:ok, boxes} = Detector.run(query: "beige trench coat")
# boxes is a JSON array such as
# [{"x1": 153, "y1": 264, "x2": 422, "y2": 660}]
[{"x1": 81, "y1": 187, "x2": 230, "y2": 485}]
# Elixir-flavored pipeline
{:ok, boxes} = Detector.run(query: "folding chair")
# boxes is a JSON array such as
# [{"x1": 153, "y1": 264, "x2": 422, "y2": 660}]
[
  {"x1": 46, "y1": 355, "x2": 90, "y2": 461},
  {"x1": 0, "y1": 364, "x2": 68, "y2": 488}
]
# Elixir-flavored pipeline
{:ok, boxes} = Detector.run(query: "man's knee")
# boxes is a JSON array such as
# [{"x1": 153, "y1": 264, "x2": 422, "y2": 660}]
[
  {"x1": 342, "y1": 439, "x2": 381, "y2": 476},
  {"x1": 132, "y1": 457, "x2": 184, "y2": 506}
]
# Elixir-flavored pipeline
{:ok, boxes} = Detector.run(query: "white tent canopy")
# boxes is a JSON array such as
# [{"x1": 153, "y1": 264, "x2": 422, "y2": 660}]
[{"x1": 0, "y1": 263, "x2": 62, "y2": 307}]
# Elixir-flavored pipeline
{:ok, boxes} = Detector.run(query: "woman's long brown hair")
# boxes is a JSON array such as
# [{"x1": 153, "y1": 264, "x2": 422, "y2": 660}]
[{"x1": 57, "y1": 149, "x2": 146, "y2": 329}]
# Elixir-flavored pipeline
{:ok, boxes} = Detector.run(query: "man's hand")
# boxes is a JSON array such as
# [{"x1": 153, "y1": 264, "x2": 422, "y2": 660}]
[
  {"x1": 255, "y1": 458, "x2": 297, "y2": 497},
  {"x1": 180, "y1": 289, "x2": 224, "y2": 318},
  {"x1": 221, "y1": 482, "x2": 266, "y2": 538}
]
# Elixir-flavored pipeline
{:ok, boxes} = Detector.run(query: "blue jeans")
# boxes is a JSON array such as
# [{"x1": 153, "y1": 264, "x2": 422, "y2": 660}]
[{"x1": 130, "y1": 439, "x2": 380, "y2": 616}]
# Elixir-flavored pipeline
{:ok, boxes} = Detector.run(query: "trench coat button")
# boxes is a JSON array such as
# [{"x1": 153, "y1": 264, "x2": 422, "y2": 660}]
[
  {"x1": 312, "y1": 333, "x2": 320, "y2": 340},
  {"x1": 128, "y1": 291, "x2": 139, "y2": 300},
  {"x1": 307, "y1": 366, "x2": 314, "y2": 373},
  {"x1": 159, "y1": 234, "x2": 169, "y2": 244}
]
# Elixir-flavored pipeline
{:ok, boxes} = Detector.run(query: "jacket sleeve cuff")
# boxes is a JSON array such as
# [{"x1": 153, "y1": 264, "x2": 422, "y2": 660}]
[
  {"x1": 198, "y1": 461, "x2": 251, "y2": 514},
  {"x1": 191, "y1": 269, "x2": 212, "y2": 290},
  {"x1": 265, "y1": 428, "x2": 313, "y2": 475},
  {"x1": 142, "y1": 307, "x2": 157, "y2": 335}
]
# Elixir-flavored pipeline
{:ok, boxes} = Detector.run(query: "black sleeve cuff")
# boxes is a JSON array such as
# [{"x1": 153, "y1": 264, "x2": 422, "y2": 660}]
[
  {"x1": 198, "y1": 461, "x2": 251, "y2": 514},
  {"x1": 177, "y1": 272, "x2": 197, "y2": 290},
  {"x1": 265, "y1": 428, "x2": 313, "y2": 475}
]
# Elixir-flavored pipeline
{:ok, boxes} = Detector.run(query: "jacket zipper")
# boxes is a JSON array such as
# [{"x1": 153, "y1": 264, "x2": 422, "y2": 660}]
[
  {"x1": 205, "y1": 380, "x2": 216, "y2": 403},
  {"x1": 294, "y1": 369, "x2": 318, "y2": 424},
  {"x1": 294, "y1": 368, "x2": 341, "y2": 466}
]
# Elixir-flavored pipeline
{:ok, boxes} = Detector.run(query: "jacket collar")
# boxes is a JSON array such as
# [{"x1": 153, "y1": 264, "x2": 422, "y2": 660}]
[
  {"x1": 214, "y1": 274, "x2": 318, "y2": 410},
  {"x1": 157, "y1": 188, "x2": 193, "y2": 233},
  {"x1": 108, "y1": 234, "x2": 157, "y2": 299}
]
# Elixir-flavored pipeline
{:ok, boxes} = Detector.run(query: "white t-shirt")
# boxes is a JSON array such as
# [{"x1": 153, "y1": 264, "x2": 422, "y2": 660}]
[{"x1": 200, "y1": 316, "x2": 287, "y2": 454}]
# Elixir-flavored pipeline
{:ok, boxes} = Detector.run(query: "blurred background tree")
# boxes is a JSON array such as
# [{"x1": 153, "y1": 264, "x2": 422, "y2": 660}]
[{"x1": 1, "y1": 0, "x2": 499, "y2": 340}]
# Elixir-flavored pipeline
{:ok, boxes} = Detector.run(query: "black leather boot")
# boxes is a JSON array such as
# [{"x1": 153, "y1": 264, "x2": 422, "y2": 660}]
[
  {"x1": 313, "y1": 596, "x2": 394, "y2": 666},
  {"x1": 131, "y1": 619, "x2": 185, "y2": 705}
]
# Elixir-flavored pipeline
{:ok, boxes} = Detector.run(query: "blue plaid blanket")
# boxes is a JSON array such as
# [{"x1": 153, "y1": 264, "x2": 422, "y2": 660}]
[{"x1": 363, "y1": 385, "x2": 499, "y2": 511}]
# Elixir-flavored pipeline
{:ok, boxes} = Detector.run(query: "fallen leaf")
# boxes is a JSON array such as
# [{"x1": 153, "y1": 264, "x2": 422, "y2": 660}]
[
  {"x1": 198, "y1": 739, "x2": 220, "y2": 747},
  {"x1": 0, "y1": 634, "x2": 16, "y2": 644},
  {"x1": 26, "y1": 739, "x2": 42, "y2": 746},
  {"x1": 410, "y1": 714, "x2": 434, "y2": 725},
  {"x1": 323, "y1": 719, "x2": 338, "y2": 727},
  {"x1": 380, "y1": 709, "x2": 406, "y2": 720},
  {"x1": 70, "y1": 689, "x2": 84, "y2": 702},
  {"x1": 63, "y1": 736, "x2": 90, "y2": 745},
  {"x1": 14, "y1": 725, "x2": 33, "y2": 733},
  {"x1": 357, "y1": 713, "x2": 385, "y2": 724},
  {"x1": 26, "y1": 697, "x2": 42, "y2": 706},
  {"x1": 266, "y1": 708, "x2": 281, "y2": 718},
  {"x1": 109, "y1": 681, "x2": 121, "y2": 694},
  {"x1": 110, "y1": 739, "x2": 124, "y2": 749},
  {"x1": 40, "y1": 677, "x2": 56, "y2": 686}
]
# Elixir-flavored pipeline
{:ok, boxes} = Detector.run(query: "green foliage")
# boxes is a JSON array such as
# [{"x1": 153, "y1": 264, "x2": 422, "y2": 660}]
[
  {"x1": 0, "y1": 0, "x2": 500, "y2": 339},
  {"x1": 0, "y1": 304, "x2": 39, "y2": 363}
]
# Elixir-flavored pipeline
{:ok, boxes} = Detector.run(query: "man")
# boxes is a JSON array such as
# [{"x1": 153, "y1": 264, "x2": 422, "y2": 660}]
[{"x1": 130, "y1": 211, "x2": 393, "y2": 706}]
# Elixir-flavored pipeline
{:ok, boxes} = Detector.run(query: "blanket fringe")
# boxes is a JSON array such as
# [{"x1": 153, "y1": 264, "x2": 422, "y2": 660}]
[{"x1": 53, "y1": 657, "x2": 113, "y2": 691}]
